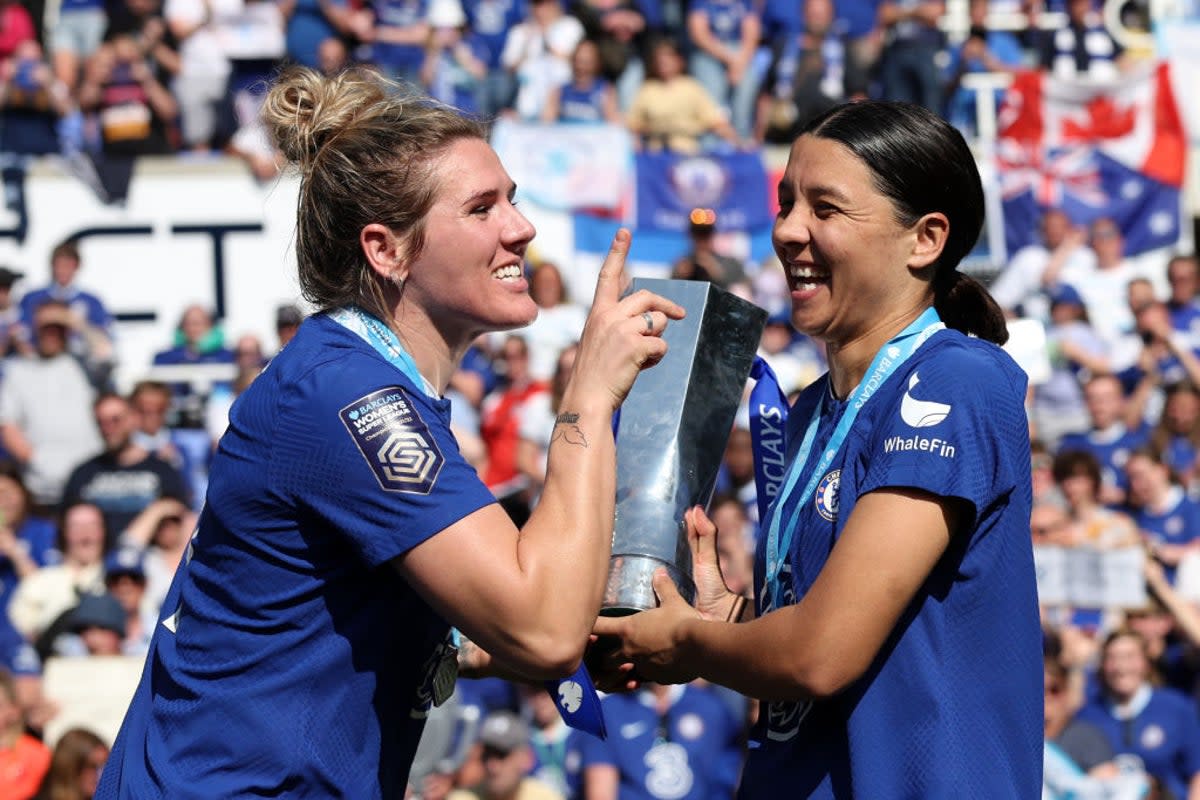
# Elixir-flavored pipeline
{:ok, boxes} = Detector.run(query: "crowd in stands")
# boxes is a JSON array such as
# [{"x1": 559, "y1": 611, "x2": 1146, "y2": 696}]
[{"x1": 0, "y1": 0, "x2": 1193, "y2": 797}]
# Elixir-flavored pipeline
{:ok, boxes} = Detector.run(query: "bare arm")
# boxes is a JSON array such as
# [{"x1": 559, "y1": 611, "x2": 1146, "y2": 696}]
[
  {"x1": 596, "y1": 488, "x2": 959, "y2": 698},
  {"x1": 397, "y1": 232, "x2": 686, "y2": 679}
]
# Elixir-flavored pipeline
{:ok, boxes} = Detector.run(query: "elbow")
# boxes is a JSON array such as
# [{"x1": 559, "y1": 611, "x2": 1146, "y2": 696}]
[
  {"x1": 502, "y1": 632, "x2": 586, "y2": 680},
  {"x1": 789, "y1": 657, "x2": 864, "y2": 702}
]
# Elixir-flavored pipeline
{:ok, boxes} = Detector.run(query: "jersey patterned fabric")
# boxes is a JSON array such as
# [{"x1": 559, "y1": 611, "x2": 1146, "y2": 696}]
[
  {"x1": 740, "y1": 329, "x2": 1042, "y2": 799},
  {"x1": 96, "y1": 314, "x2": 497, "y2": 799},
  {"x1": 579, "y1": 685, "x2": 742, "y2": 800}
]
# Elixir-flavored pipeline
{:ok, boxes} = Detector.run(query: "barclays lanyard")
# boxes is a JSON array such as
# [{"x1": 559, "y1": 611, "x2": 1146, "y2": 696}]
[
  {"x1": 329, "y1": 306, "x2": 437, "y2": 398},
  {"x1": 763, "y1": 307, "x2": 944, "y2": 610}
]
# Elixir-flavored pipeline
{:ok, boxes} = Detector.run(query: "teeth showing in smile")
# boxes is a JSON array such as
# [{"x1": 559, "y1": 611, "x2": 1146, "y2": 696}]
[
  {"x1": 790, "y1": 266, "x2": 828, "y2": 291},
  {"x1": 493, "y1": 265, "x2": 523, "y2": 280}
]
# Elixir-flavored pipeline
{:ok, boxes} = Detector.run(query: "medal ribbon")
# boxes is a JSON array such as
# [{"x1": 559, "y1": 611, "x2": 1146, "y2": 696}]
[{"x1": 762, "y1": 308, "x2": 944, "y2": 609}]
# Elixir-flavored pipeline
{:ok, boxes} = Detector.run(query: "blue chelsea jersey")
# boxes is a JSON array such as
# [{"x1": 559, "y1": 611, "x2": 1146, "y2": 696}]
[
  {"x1": 97, "y1": 314, "x2": 497, "y2": 799},
  {"x1": 741, "y1": 330, "x2": 1043, "y2": 799}
]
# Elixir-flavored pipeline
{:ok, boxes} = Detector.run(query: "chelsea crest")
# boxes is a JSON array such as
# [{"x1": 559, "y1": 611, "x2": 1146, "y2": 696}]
[{"x1": 815, "y1": 470, "x2": 840, "y2": 521}]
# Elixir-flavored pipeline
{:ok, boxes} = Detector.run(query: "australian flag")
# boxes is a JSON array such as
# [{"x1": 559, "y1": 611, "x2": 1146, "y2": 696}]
[{"x1": 996, "y1": 62, "x2": 1187, "y2": 258}]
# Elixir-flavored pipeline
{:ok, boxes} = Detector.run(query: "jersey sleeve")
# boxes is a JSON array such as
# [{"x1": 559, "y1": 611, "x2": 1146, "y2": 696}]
[
  {"x1": 270, "y1": 353, "x2": 497, "y2": 568},
  {"x1": 859, "y1": 340, "x2": 1029, "y2": 524}
]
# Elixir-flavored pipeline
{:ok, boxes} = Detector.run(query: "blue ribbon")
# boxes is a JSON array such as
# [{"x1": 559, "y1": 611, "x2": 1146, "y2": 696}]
[
  {"x1": 748, "y1": 357, "x2": 790, "y2": 526},
  {"x1": 762, "y1": 308, "x2": 944, "y2": 609},
  {"x1": 544, "y1": 666, "x2": 607, "y2": 739}
]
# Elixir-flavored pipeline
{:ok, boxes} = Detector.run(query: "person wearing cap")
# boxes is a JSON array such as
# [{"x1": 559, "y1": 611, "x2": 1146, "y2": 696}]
[
  {"x1": 670, "y1": 209, "x2": 748, "y2": 292},
  {"x1": 448, "y1": 710, "x2": 564, "y2": 800},
  {"x1": 103, "y1": 547, "x2": 152, "y2": 655},
  {"x1": 67, "y1": 591, "x2": 127, "y2": 657},
  {"x1": 1032, "y1": 282, "x2": 1109, "y2": 449},
  {"x1": 17, "y1": 240, "x2": 115, "y2": 382}
]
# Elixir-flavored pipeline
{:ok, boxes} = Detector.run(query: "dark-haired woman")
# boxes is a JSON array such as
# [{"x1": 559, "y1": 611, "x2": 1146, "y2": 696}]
[
  {"x1": 595, "y1": 100, "x2": 1043, "y2": 798},
  {"x1": 97, "y1": 65, "x2": 684, "y2": 799}
]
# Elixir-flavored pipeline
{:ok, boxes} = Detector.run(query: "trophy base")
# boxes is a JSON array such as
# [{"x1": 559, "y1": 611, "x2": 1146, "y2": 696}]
[{"x1": 601, "y1": 554, "x2": 696, "y2": 616}]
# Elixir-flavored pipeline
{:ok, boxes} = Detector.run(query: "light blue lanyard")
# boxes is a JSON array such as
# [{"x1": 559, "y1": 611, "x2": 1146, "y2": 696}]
[
  {"x1": 764, "y1": 307, "x2": 944, "y2": 609},
  {"x1": 328, "y1": 306, "x2": 437, "y2": 399}
]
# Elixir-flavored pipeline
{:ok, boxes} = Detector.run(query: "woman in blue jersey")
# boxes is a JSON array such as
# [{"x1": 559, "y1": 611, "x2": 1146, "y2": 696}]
[
  {"x1": 594, "y1": 100, "x2": 1044, "y2": 798},
  {"x1": 96, "y1": 65, "x2": 684, "y2": 799}
]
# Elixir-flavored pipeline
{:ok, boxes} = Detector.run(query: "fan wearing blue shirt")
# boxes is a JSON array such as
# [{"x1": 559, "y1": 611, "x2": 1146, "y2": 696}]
[
  {"x1": 578, "y1": 683, "x2": 742, "y2": 799},
  {"x1": 1126, "y1": 446, "x2": 1200, "y2": 584},
  {"x1": 96, "y1": 66, "x2": 685, "y2": 800},
  {"x1": 595, "y1": 101, "x2": 1042, "y2": 799},
  {"x1": 1059, "y1": 373, "x2": 1151, "y2": 506}
]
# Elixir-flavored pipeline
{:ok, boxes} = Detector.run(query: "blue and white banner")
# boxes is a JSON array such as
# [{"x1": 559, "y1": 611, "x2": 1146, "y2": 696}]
[
  {"x1": 634, "y1": 150, "x2": 773, "y2": 233},
  {"x1": 490, "y1": 120, "x2": 633, "y2": 212}
]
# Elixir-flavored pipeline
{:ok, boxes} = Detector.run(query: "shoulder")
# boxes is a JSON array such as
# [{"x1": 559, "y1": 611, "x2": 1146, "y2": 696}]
[{"x1": 1148, "y1": 686, "x2": 1200, "y2": 717}]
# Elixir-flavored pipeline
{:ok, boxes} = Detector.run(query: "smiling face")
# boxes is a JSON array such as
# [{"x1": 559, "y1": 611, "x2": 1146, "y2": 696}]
[
  {"x1": 401, "y1": 138, "x2": 538, "y2": 348},
  {"x1": 772, "y1": 135, "x2": 932, "y2": 346},
  {"x1": 1101, "y1": 634, "x2": 1150, "y2": 702}
]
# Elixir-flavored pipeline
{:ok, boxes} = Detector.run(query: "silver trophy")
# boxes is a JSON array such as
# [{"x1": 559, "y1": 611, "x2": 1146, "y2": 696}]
[{"x1": 601, "y1": 278, "x2": 767, "y2": 615}]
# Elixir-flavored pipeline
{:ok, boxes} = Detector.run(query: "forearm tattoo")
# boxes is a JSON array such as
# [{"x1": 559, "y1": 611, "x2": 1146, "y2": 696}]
[{"x1": 550, "y1": 411, "x2": 588, "y2": 447}]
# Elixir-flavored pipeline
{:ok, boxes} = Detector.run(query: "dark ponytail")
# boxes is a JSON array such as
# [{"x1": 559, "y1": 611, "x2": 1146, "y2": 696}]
[
  {"x1": 801, "y1": 101, "x2": 1009, "y2": 345},
  {"x1": 934, "y1": 270, "x2": 1009, "y2": 345}
]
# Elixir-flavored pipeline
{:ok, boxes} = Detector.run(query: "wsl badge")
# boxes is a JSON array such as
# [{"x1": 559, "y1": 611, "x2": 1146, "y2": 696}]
[
  {"x1": 814, "y1": 469, "x2": 840, "y2": 522},
  {"x1": 340, "y1": 387, "x2": 444, "y2": 494}
]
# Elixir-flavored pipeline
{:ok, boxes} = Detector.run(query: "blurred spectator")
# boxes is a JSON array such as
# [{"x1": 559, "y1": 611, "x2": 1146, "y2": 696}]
[
  {"x1": 1031, "y1": 499, "x2": 1072, "y2": 547},
  {"x1": 670, "y1": 208, "x2": 748, "y2": 290},
  {"x1": 1042, "y1": 653, "x2": 1152, "y2": 799},
  {"x1": 99, "y1": 548, "x2": 152, "y2": 654},
  {"x1": 626, "y1": 37, "x2": 738, "y2": 153},
  {"x1": 204, "y1": 332, "x2": 267, "y2": 440},
  {"x1": 460, "y1": 0, "x2": 526, "y2": 116},
  {"x1": 7, "y1": 502, "x2": 106, "y2": 647},
  {"x1": 1038, "y1": 0, "x2": 1125, "y2": 80},
  {"x1": 1149, "y1": 381, "x2": 1200, "y2": 490},
  {"x1": 0, "y1": 266, "x2": 29, "y2": 358},
  {"x1": 0, "y1": 301, "x2": 104, "y2": 510},
  {"x1": 0, "y1": 1, "x2": 35, "y2": 63},
  {"x1": 274, "y1": 303, "x2": 304, "y2": 352},
  {"x1": 719, "y1": 426, "x2": 757, "y2": 524},
  {"x1": 60, "y1": 392, "x2": 191, "y2": 549},
  {"x1": 279, "y1": 0, "x2": 359, "y2": 69},
  {"x1": 989, "y1": 208, "x2": 1092, "y2": 324},
  {"x1": 448, "y1": 709, "x2": 564, "y2": 800},
  {"x1": 1031, "y1": 285, "x2": 1108, "y2": 449},
  {"x1": 579, "y1": 682, "x2": 742, "y2": 800},
  {"x1": 516, "y1": 341, "x2": 577, "y2": 496},
  {"x1": 1052, "y1": 448, "x2": 1139, "y2": 549},
  {"x1": 50, "y1": 0, "x2": 109, "y2": 95},
  {"x1": 127, "y1": 380, "x2": 186, "y2": 477},
  {"x1": 115, "y1": 497, "x2": 191, "y2": 619},
  {"x1": 569, "y1": 0, "x2": 647, "y2": 109},
  {"x1": 1125, "y1": 446, "x2": 1200, "y2": 585},
  {"x1": 1124, "y1": 295, "x2": 1200, "y2": 430},
  {"x1": 17, "y1": 241, "x2": 116, "y2": 384},
  {"x1": 479, "y1": 335, "x2": 548, "y2": 525},
  {"x1": 34, "y1": 726, "x2": 109, "y2": 800},
  {"x1": 876, "y1": 0, "x2": 944, "y2": 110},
  {"x1": 104, "y1": 0, "x2": 183, "y2": 83},
  {"x1": 520, "y1": 683, "x2": 584, "y2": 798},
  {"x1": 686, "y1": 0, "x2": 760, "y2": 138},
  {"x1": 0, "y1": 668, "x2": 50, "y2": 800},
  {"x1": 315, "y1": 34, "x2": 351, "y2": 75},
  {"x1": 0, "y1": 40, "x2": 71, "y2": 157},
  {"x1": 500, "y1": 0, "x2": 584, "y2": 120},
  {"x1": 1073, "y1": 629, "x2": 1200, "y2": 800},
  {"x1": 1167, "y1": 254, "x2": 1200, "y2": 348},
  {"x1": 219, "y1": 0, "x2": 287, "y2": 180},
  {"x1": 1058, "y1": 373, "x2": 1150, "y2": 507},
  {"x1": 1031, "y1": 439, "x2": 1068, "y2": 508},
  {"x1": 521, "y1": 262, "x2": 586, "y2": 382},
  {"x1": 164, "y1": 0, "x2": 233, "y2": 152},
  {"x1": 541, "y1": 38, "x2": 621, "y2": 123},
  {"x1": 363, "y1": 0, "x2": 432, "y2": 87},
  {"x1": 421, "y1": 0, "x2": 488, "y2": 115},
  {"x1": 62, "y1": 591, "x2": 126, "y2": 656},
  {"x1": 942, "y1": 0, "x2": 1025, "y2": 136},
  {"x1": 756, "y1": 309, "x2": 821, "y2": 401},
  {"x1": 756, "y1": 0, "x2": 863, "y2": 145},
  {"x1": 1062, "y1": 218, "x2": 1164, "y2": 356},
  {"x1": 151, "y1": 303, "x2": 235, "y2": 427},
  {"x1": 0, "y1": 462, "x2": 61, "y2": 638}
]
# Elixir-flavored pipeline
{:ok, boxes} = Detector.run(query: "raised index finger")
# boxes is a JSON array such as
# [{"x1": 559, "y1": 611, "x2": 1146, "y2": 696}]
[{"x1": 590, "y1": 228, "x2": 632, "y2": 312}]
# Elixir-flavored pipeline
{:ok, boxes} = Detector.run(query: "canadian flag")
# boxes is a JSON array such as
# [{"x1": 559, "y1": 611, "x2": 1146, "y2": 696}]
[{"x1": 996, "y1": 62, "x2": 1187, "y2": 257}]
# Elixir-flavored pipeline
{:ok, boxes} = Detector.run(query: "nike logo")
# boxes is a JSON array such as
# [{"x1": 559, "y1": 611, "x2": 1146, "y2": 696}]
[
  {"x1": 900, "y1": 373, "x2": 951, "y2": 428},
  {"x1": 620, "y1": 721, "x2": 649, "y2": 739}
]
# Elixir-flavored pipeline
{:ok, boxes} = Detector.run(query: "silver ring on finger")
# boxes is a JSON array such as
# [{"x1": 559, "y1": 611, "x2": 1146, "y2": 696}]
[{"x1": 642, "y1": 311, "x2": 654, "y2": 333}]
